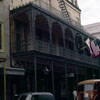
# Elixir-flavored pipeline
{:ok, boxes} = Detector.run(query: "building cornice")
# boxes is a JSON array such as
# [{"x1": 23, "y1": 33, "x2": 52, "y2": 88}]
[{"x1": 66, "y1": 0, "x2": 81, "y2": 11}]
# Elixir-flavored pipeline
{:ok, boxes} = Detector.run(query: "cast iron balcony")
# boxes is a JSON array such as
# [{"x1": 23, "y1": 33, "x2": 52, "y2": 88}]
[
  {"x1": 12, "y1": 40, "x2": 99, "y2": 66},
  {"x1": 35, "y1": 40, "x2": 99, "y2": 66}
]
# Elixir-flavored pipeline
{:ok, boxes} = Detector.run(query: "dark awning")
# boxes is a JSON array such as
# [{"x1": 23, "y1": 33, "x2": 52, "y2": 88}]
[{"x1": 0, "y1": 67, "x2": 25, "y2": 76}]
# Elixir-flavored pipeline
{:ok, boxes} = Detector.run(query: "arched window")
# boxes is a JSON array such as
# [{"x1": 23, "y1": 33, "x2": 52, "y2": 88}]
[
  {"x1": 65, "y1": 28, "x2": 74, "y2": 50},
  {"x1": 35, "y1": 14, "x2": 50, "y2": 43},
  {"x1": 52, "y1": 22, "x2": 63, "y2": 47}
]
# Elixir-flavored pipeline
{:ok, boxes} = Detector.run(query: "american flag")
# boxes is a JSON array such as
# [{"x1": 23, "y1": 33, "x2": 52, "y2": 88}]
[
  {"x1": 90, "y1": 40, "x2": 100, "y2": 58},
  {"x1": 85, "y1": 38, "x2": 93, "y2": 55}
]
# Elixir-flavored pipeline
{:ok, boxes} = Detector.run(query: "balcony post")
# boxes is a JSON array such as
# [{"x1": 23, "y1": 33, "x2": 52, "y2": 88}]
[
  {"x1": 65, "y1": 63, "x2": 68, "y2": 100},
  {"x1": 34, "y1": 54, "x2": 37, "y2": 92},
  {"x1": 76, "y1": 65, "x2": 79, "y2": 83},
  {"x1": 62, "y1": 26, "x2": 65, "y2": 48},
  {"x1": 26, "y1": 7, "x2": 36, "y2": 50},
  {"x1": 71, "y1": 29, "x2": 76, "y2": 51},
  {"x1": 99, "y1": 68, "x2": 100, "y2": 79},
  {"x1": 82, "y1": 36, "x2": 86, "y2": 54},
  {"x1": 31, "y1": 8, "x2": 36, "y2": 50},
  {"x1": 48, "y1": 18, "x2": 53, "y2": 54},
  {"x1": 51, "y1": 60, "x2": 55, "y2": 95},
  {"x1": 85, "y1": 66, "x2": 87, "y2": 80},
  {"x1": 73, "y1": 30, "x2": 77, "y2": 51},
  {"x1": 48, "y1": 19, "x2": 52, "y2": 45}
]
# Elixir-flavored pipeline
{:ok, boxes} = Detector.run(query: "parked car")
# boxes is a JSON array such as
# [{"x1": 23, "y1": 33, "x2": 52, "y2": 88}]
[
  {"x1": 14, "y1": 92, "x2": 55, "y2": 100},
  {"x1": 77, "y1": 79, "x2": 100, "y2": 100}
]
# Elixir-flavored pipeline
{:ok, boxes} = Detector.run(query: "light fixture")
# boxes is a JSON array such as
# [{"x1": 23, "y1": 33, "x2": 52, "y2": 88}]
[{"x1": 43, "y1": 66, "x2": 49, "y2": 75}]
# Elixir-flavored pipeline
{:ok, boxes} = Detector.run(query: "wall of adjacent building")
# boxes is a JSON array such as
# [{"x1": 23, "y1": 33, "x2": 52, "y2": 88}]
[
  {"x1": 84, "y1": 22, "x2": 100, "y2": 39},
  {"x1": 0, "y1": 0, "x2": 10, "y2": 68}
]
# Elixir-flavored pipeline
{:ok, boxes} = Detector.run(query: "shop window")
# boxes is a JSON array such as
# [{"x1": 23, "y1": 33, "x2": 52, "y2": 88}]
[{"x1": 0, "y1": 24, "x2": 2, "y2": 49}]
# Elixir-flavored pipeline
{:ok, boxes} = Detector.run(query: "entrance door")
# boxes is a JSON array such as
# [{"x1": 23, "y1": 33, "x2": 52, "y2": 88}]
[
  {"x1": 37, "y1": 69, "x2": 53, "y2": 93},
  {"x1": 54, "y1": 72, "x2": 67, "y2": 100},
  {"x1": 67, "y1": 72, "x2": 77, "y2": 100}
]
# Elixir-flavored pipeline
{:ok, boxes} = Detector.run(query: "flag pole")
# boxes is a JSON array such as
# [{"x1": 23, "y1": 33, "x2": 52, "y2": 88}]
[
  {"x1": 2, "y1": 0, "x2": 6, "y2": 99},
  {"x1": 80, "y1": 46, "x2": 87, "y2": 50}
]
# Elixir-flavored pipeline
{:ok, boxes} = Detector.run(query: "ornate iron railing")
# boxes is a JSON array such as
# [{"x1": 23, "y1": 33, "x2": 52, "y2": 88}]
[
  {"x1": 12, "y1": 40, "x2": 99, "y2": 66},
  {"x1": 35, "y1": 40, "x2": 99, "y2": 66}
]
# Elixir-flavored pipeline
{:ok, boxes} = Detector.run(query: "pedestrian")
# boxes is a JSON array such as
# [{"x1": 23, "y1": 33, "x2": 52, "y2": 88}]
[{"x1": 73, "y1": 87, "x2": 77, "y2": 100}]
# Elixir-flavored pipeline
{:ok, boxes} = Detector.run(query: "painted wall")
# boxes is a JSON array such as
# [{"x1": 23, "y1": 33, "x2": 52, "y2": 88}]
[
  {"x1": 0, "y1": 0, "x2": 10, "y2": 68},
  {"x1": 84, "y1": 22, "x2": 100, "y2": 39},
  {"x1": 10, "y1": 0, "x2": 81, "y2": 23}
]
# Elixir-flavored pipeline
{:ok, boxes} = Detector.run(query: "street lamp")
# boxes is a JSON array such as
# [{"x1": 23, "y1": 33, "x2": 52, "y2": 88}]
[{"x1": 43, "y1": 66, "x2": 49, "y2": 75}]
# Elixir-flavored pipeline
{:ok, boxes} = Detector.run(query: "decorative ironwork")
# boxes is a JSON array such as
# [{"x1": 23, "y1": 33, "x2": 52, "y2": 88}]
[{"x1": 13, "y1": 40, "x2": 99, "y2": 66}]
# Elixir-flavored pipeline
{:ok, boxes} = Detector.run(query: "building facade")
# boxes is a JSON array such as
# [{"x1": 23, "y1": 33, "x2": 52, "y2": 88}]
[
  {"x1": 0, "y1": 0, "x2": 98, "y2": 100},
  {"x1": 0, "y1": 0, "x2": 25, "y2": 100},
  {"x1": 9, "y1": 0, "x2": 100, "y2": 100},
  {"x1": 84, "y1": 22, "x2": 100, "y2": 39},
  {"x1": 10, "y1": 0, "x2": 81, "y2": 23}
]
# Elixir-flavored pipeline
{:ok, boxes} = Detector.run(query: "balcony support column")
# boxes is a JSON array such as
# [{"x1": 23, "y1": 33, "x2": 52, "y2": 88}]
[
  {"x1": 62, "y1": 26, "x2": 65, "y2": 48},
  {"x1": 48, "y1": 18, "x2": 53, "y2": 54},
  {"x1": 51, "y1": 60, "x2": 55, "y2": 95},
  {"x1": 31, "y1": 8, "x2": 36, "y2": 50},
  {"x1": 65, "y1": 63, "x2": 68, "y2": 100},
  {"x1": 34, "y1": 54, "x2": 37, "y2": 92},
  {"x1": 26, "y1": 7, "x2": 36, "y2": 50},
  {"x1": 85, "y1": 66, "x2": 87, "y2": 80},
  {"x1": 73, "y1": 32, "x2": 78, "y2": 52},
  {"x1": 60, "y1": 26, "x2": 65, "y2": 56},
  {"x1": 99, "y1": 69, "x2": 100, "y2": 79},
  {"x1": 81, "y1": 36, "x2": 85, "y2": 54},
  {"x1": 48, "y1": 19, "x2": 52, "y2": 45},
  {"x1": 71, "y1": 29, "x2": 76, "y2": 51},
  {"x1": 82, "y1": 36, "x2": 85, "y2": 55},
  {"x1": 76, "y1": 65, "x2": 79, "y2": 83}
]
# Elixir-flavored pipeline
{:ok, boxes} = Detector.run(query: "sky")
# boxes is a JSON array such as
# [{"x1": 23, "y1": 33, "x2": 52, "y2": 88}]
[{"x1": 78, "y1": 0, "x2": 100, "y2": 25}]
